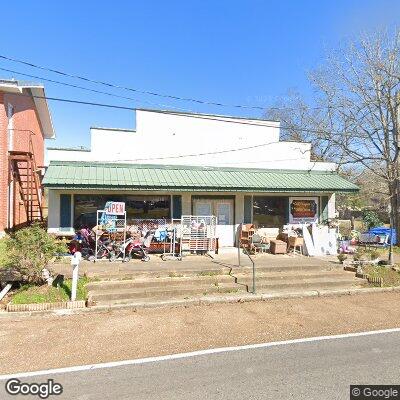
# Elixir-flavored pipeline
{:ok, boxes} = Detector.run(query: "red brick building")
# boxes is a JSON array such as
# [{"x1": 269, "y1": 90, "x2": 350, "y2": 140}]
[{"x1": 0, "y1": 79, "x2": 54, "y2": 234}]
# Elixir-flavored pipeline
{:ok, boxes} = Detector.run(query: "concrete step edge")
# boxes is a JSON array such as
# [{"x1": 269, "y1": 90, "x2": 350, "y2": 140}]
[
  {"x1": 89, "y1": 284, "x2": 245, "y2": 300},
  {"x1": 86, "y1": 275, "x2": 234, "y2": 290},
  {"x1": 91, "y1": 284, "x2": 365, "y2": 308}
]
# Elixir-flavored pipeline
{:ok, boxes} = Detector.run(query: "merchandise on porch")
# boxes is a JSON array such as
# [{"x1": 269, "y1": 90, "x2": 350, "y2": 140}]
[
  {"x1": 180, "y1": 215, "x2": 217, "y2": 255},
  {"x1": 251, "y1": 233, "x2": 270, "y2": 254},
  {"x1": 270, "y1": 239, "x2": 287, "y2": 254}
]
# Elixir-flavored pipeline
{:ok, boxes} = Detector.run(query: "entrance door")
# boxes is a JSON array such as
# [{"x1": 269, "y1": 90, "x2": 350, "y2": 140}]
[
  {"x1": 216, "y1": 201, "x2": 234, "y2": 246},
  {"x1": 194, "y1": 201, "x2": 212, "y2": 216},
  {"x1": 192, "y1": 198, "x2": 235, "y2": 246}
]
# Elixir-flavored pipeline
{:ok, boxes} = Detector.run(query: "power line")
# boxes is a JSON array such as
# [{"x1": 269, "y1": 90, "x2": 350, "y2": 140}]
[
  {"x1": 8, "y1": 90, "x2": 136, "y2": 111},
  {"x1": 7, "y1": 90, "x2": 351, "y2": 138},
  {"x1": 0, "y1": 54, "x2": 268, "y2": 110},
  {"x1": 0, "y1": 54, "x2": 332, "y2": 115},
  {"x1": 0, "y1": 54, "x2": 326, "y2": 112},
  {"x1": 104, "y1": 139, "x2": 309, "y2": 163},
  {"x1": 0, "y1": 66, "x2": 184, "y2": 111}
]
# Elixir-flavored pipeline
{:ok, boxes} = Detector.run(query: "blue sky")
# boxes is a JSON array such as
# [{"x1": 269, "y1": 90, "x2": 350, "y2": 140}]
[{"x1": 1, "y1": 0, "x2": 399, "y2": 148}]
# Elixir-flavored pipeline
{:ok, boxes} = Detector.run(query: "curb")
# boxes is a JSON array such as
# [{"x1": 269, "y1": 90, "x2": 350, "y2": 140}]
[{"x1": 1, "y1": 286, "x2": 400, "y2": 318}]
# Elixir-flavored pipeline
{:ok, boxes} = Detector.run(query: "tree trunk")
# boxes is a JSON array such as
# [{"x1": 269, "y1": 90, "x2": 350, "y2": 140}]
[{"x1": 389, "y1": 180, "x2": 400, "y2": 245}]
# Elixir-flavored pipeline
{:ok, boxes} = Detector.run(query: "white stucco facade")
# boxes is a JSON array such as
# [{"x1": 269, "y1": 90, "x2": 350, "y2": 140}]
[{"x1": 47, "y1": 109, "x2": 336, "y2": 171}]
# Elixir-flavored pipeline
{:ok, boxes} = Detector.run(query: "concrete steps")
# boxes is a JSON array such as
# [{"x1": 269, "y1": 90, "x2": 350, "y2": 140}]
[
  {"x1": 89, "y1": 282, "x2": 242, "y2": 303},
  {"x1": 87, "y1": 263, "x2": 362, "y2": 307},
  {"x1": 232, "y1": 263, "x2": 342, "y2": 274},
  {"x1": 86, "y1": 274, "x2": 236, "y2": 291},
  {"x1": 240, "y1": 277, "x2": 359, "y2": 291},
  {"x1": 85, "y1": 268, "x2": 229, "y2": 281},
  {"x1": 234, "y1": 271, "x2": 355, "y2": 285}
]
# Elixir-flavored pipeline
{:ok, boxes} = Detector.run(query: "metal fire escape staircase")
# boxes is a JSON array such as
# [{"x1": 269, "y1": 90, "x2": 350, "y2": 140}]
[{"x1": 8, "y1": 136, "x2": 43, "y2": 224}]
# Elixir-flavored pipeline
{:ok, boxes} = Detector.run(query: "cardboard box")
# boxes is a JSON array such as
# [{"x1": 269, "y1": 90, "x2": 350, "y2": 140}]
[{"x1": 270, "y1": 240, "x2": 287, "y2": 254}]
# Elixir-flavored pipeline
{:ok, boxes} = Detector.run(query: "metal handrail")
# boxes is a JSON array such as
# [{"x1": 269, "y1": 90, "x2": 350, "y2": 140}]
[{"x1": 239, "y1": 242, "x2": 256, "y2": 294}]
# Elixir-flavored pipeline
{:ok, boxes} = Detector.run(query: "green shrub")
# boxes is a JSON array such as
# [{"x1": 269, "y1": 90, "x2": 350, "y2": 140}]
[
  {"x1": 353, "y1": 248, "x2": 381, "y2": 262},
  {"x1": 362, "y1": 210, "x2": 382, "y2": 230},
  {"x1": 0, "y1": 235, "x2": 13, "y2": 269},
  {"x1": 7, "y1": 224, "x2": 67, "y2": 284}
]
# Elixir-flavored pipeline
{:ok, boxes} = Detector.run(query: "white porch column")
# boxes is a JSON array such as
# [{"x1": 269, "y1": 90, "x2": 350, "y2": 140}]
[
  {"x1": 328, "y1": 193, "x2": 336, "y2": 219},
  {"x1": 47, "y1": 190, "x2": 60, "y2": 233}
]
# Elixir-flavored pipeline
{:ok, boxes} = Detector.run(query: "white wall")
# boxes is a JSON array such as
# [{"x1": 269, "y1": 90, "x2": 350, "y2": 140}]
[
  {"x1": 328, "y1": 193, "x2": 336, "y2": 219},
  {"x1": 46, "y1": 110, "x2": 336, "y2": 171}
]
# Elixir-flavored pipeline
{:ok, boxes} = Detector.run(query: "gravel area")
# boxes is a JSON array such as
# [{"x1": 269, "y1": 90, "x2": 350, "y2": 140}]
[{"x1": 1, "y1": 291, "x2": 400, "y2": 375}]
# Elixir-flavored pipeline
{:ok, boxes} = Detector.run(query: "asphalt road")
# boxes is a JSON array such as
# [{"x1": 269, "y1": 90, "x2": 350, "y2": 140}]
[{"x1": 1, "y1": 330, "x2": 400, "y2": 400}]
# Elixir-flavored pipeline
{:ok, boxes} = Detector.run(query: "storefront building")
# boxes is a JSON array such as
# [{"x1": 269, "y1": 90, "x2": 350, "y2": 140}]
[
  {"x1": 44, "y1": 109, "x2": 358, "y2": 246},
  {"x1": 44, "y1": 162, "x2": 357, "y2": 246}
]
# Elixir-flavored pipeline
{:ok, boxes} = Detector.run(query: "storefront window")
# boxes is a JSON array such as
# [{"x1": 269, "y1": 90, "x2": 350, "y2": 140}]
[
  {"x1": 253, "y1": 196, "x2": 287, "y2": 228},
  {"x1": 74, "y1": 195, "x2": 170, "y2": 228}
]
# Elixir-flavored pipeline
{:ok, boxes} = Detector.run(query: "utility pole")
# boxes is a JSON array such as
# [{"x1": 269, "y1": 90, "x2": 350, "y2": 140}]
[
  {"x1": 393, "y1": 91, "x2": 400, "y2": 262},
  {"x1": 388, "y1": 92, "x2": 400, "y2": 265},
  {"x1": 389, "y1": 203, "x2": 394, "y2": 265}
]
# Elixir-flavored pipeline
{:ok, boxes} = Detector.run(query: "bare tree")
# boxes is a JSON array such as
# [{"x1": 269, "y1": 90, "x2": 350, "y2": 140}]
[{"x1": 267, "y1": 30, "x2": 400, "y2": 243}]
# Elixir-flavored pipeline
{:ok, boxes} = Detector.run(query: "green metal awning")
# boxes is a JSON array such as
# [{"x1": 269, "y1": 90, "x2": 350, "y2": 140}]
[{"x1": 43, "y1": 161, "x2": 359, "y2": 193}]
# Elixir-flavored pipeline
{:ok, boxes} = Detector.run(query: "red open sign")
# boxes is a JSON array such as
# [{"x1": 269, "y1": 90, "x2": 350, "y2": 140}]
[{"x1": 105, "y1": 202, "x2": 125, "y2": 215}]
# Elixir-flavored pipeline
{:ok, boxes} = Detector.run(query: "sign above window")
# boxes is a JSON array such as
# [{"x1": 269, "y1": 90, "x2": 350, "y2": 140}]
[
  {"x1": 104, "y1": 201, "x2": 125, "y2": 215},
  {"x1": 289, "y1": 197, "x2": 318, "y2": 224}
]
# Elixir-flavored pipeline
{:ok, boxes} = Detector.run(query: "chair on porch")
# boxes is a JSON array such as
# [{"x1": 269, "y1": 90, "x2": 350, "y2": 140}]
[
  {"x1": 287, "y1": 236, "x2": 304, "y2": 256},
  {"x1": 251, "y1": 233, "x2": 270, "y2": 254}
]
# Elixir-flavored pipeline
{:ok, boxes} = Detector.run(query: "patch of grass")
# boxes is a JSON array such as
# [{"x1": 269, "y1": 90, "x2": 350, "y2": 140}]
[
  {"x1": 364, "y1": 265, "x2": 400, "y2": 287},
  {"x1": 0, "y1": 236, "x2": 12, "y2": 269},
  {"x1": 121, "y1": 276, "x2": 135, "y2": 280},
  {"x1": 218, "y1": 288, "x2": 239, "y2": 294},
  {"x1": 168, "y1": 272, "x2": 184, "y2": 278},
  {"x1": 197, "y1": 271, "x2": 220, "y2": 277},
  {"x1": 11, "y1": 277, "x2": 90, "y2": 304},
  {"x1": 359, "y1": 246, "x2": 400, "y2": 257}
]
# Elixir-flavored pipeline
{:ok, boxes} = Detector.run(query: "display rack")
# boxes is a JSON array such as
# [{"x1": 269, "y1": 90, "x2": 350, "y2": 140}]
[
  {"x1": 179, "y1": 215, "x2": 217, "y2": 256},
  {"x1": 239, "y1": 223, "x2": 255, "y2": 250},
  {"x1": 161, "y1": 219, "x2": 182, "y2": 261},
  {"x1": 94, "y1": 208, "x2": 127, "y2": 262}
]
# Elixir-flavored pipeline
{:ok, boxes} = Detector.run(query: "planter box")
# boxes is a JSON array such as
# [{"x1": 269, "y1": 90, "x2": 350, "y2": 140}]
[{"x1": 6, "y1": 300, "x2": 86, "y2": 312}]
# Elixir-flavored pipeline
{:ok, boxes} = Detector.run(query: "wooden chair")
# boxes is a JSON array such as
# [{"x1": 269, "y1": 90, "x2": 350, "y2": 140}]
[{"x1": 287, "y1": 236, "x2": 304, "y2": 256}]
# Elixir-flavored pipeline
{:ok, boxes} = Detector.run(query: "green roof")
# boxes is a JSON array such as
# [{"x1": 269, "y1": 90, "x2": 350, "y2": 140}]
[{"x1": 43, "y1": 161, "x2": 359, "y2": 193}]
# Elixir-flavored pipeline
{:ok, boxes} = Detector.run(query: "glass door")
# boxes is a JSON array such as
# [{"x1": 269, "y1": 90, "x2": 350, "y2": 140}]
[
  {"x1": 216, "y1": 202, "x2": 232, "y2": 225},
  {"x1": 194, "y1": 201, "x2": 212, "y2": 216}
]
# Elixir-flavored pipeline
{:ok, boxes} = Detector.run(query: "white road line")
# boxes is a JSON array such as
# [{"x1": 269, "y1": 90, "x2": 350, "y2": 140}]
[{"x1": 1, "y1": 327, "x2": 400, "y2": 380}]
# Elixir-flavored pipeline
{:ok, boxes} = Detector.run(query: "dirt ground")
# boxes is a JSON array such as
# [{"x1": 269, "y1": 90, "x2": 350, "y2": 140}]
[{"x1": 1, "y1": 291, "x2": 400, "y2": 375}]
